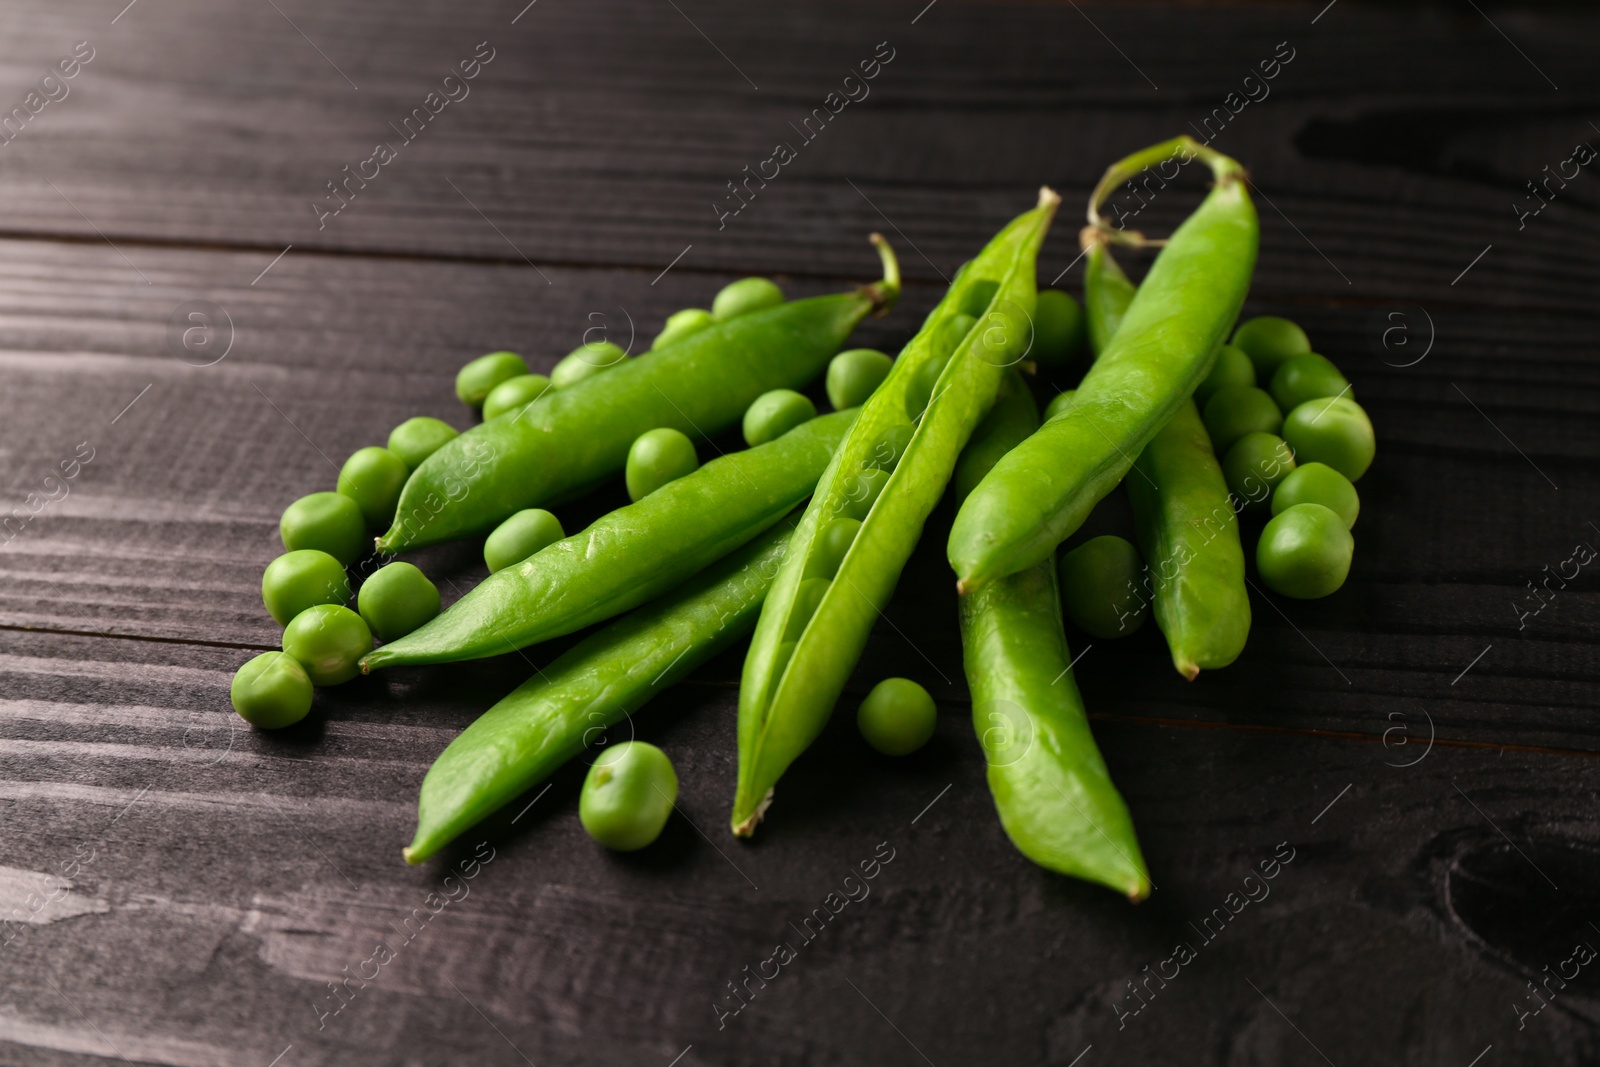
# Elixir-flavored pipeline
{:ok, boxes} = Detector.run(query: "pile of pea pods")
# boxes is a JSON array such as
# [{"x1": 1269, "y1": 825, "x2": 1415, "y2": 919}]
[{"x1": 229, "y1": 136, "x2": 1375, "y2": 899}]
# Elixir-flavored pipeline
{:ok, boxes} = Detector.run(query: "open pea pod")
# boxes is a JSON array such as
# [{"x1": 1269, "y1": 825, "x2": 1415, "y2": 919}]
[
  {"x1": 949, "y1": 137, "x2": 1258, "y2": 593},
  {"x1": 1085, "y1": 245, "x2": 1250, "y2": 678},
  {"x1": 732, "y1": 188, "x2": 1060, "y2": 836}
]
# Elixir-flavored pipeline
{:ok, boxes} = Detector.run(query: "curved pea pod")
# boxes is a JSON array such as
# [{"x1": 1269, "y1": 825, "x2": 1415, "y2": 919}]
[
  {"x1": 1088, "y1": 244, "x2": 1250, "y2": 678},
  {"x1": 362, "y1": 410, "x2": 856, "y2": 671},
  {"x1": 960, "y1": 561, "x2": 1150, "y2": 899},
  {"x1": 952, "y1": 362, "x2": 1147, "y2": 897},
  {"x1": 404, "y1": 517, "x2": 797, "y2": 864},
  {"x1": 1082, "y1": 234, "x2": 1137, "y2": 357},
  {"x1": 732, "y1": 188, "x2": 1060, "y2": 836},
  {"x1": 377, "y1": 238, "x2": 899, "y2": 553},
  {"x1": 950, "y1": 137, "x2": 1258, "y2": 593}
]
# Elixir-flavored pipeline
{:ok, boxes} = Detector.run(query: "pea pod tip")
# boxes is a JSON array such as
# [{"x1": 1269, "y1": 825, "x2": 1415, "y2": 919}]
[{"x1": 730, "y1": 787, "x2": 774, "y2": 838}]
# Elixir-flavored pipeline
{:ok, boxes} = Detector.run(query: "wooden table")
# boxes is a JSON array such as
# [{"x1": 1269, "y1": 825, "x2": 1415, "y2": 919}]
[{"x1": 2, "y1": 1, "x2": 1597, "y2": 1063}]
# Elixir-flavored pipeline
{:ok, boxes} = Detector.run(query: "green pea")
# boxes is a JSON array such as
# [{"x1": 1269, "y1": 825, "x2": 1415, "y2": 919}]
[
  {"x1": 387, "y1": 417, "x2": 458, "y2": 471},
  {"x1": 960, "y1": 280, "x2": 1000, "y2": 318},
  {"x1": 625, "y1": 428, "x2": 698, "y2": 502},
  {"x1": 1272, "y1": 461, "x2": 1360, "y2": 529},
  {"x1": 805, "y1": 517, "x2": 861, "y2": 580},
  {"x1": 337, "y1": 447, "x2": 409, "y2": 530},
  {"x1": 1222, "y1": 432, "x2": 1296, "y2": 510},
  {"x1": 937, "y1": 312, "x2": 979, "y2": 358},
  {"x1": 551, "y1": 343, "x2": 627, "y2": 389},
  {"x1": 837, "y1": 467, "x2": 889, "y2": 521},
  {"x1": 230, "y1": 652, "x2": 314, "y2": 729},
  {"x1": 856, "y1": 678, "x2": 936, "y2": 756},
  {"x1": 578, "y1": 741, "x2": 678, "y2": 850},
  {"x1": 1202, "y1": 385, "x2": 1282, "y2": 453},
  {"x1": 1196, "y1": 343, "x2": 1256, "y2": 403},
  {"x1": 742, "y1": 389, "x2": 817, "y2": 447},
  {"x1": 784, "y1": 578, "x2": 832, "y2": 640},
  {"x1": 281, "y1": 604, "x2": 373, "y2": 685},
  {"x1": 651, "y1": 308, "x2": 716, "y2": 350},
  {"x1": 1043, "y1": 389, "x2": 1077, "y2": 422},
  {"x1": 1231, "y1": 316, "x2": 1310, "y2": 378},
  {"x1": 1057, "y1": 534, "x2": 1148, "y2": 639},
  {"x1": 261, "y1": 549, "x2": 351, "y2": 627},
  {"x1": 484, "y1": 508, "x2": 564, "y2": 573},
  {"x1": 1030, "y1": 289, "x2": 1085, "y2": 369},
  {"x1": 357, "y1": 561, "x2": 441, "y2": 641},
  {"x1": 482, "y1": 374, "x2": 552, "y2": 420},
  {"x1": 904, "y1": 353, "x2": 953, "y2": 419},
  {"x1": 826, "y1": 349, "x2": 893, "y2": 410},
  {"x1": 1256, "y1": 503, "x2": 1353, "y2": 599},
  {"x1": 456, "y1": 351, "x2": 529, "y2": 407},
  {"x1": 280, "y1": 492, "x2": 367, "y2": 566},
  {"x1": 712, "y1": 277, "x2": 784, "y2": 321},
  {"x1": 1271, "y1": 353, "x2": 1350, "y2": 413},
  {"x1": 866, "y1": 424, "x2": 914, "y2": 471},
  {"x1": 1282, "y1": 396, "x2": 1375, "y2": 481}
]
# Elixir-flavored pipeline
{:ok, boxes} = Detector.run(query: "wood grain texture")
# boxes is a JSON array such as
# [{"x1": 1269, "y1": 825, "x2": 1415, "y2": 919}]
[
  {"x1": 0, "y1": 1, "x2": 1597, "y2": 1063},
  {"x1": 1, "y1": 629, "x2": 1597, "y2": 1066},
  {"x1": 0, "y1": 2, "x2": 1593, "y2": 306}
]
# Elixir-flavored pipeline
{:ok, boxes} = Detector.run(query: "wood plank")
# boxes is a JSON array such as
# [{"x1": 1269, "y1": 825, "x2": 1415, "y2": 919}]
[
  {"x1": 0, "y1": 2, "x2": 1594, "y2": 307},
  {"x1": 0, "y1": 629, "x2": 1589, "y2": 1065}
]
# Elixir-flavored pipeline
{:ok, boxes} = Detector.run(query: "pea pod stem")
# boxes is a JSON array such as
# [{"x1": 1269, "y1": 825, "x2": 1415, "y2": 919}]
[
  {"x1": 1084, "y1": 246, "x2": 1251, "y2": 679},
  {"x1": 377, "y1": 237, "x2": 899, "y2": 553},
  {"x1": 405, "y1": 517, "x2": 798, "y2": 865},
  {"x1": 362, "y1": 410, "x2": 857, "y2": 671},
  {"x1": 732, "y1": 189, "x2": 1060, "y2": 836},
  {"x1": 948, "y1": 138, "x2": 1257, "y2": 594}
]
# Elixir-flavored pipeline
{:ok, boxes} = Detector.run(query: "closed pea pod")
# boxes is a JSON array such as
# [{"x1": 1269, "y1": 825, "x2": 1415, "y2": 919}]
[
  {"x1": 949, "y1": 138, "x2": 1258, "y2": 593},
  {"x1": 733, "y1": 190, "x2": 1060, "y2": 836},
  {"x1": 362, "y1": 411, "x2": 857, "y2": 671},
  {"x1": 952, "y1": 372, "x2": 1149, "y2": 898},
  {"x1": 378, "y1": 238, "x2": 899, "y2": 553},
  {"x1": 1083, "y1": 240, "x2": 1251, "y2": 678},
  {"x1": 405, "y1": 517, "x2": 798, "y2": 864}
]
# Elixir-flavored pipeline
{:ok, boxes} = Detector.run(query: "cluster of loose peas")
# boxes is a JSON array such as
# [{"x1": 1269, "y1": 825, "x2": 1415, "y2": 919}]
[
  {"x1": 1050, "y1": 312, "x2": 1374, "y2": 640},
  {"x1": 229, "y1": 274, "x2": 943, "y2": 851}
]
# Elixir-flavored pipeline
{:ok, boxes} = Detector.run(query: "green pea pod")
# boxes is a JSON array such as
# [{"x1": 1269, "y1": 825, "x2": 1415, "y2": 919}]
[
  {"x1": 954, "y1": 372, "x2": 1148, "y2": 897},
  {"x1": 1082, "y1": 231, "x2": 1136, "y2": 357},
  {"x1": 950, "y1": 370, "x2": 1036, "y2": 505},
  {"x1": 1086, "y1": 245, "x2": 1250, "y2": 678},
  {"x1": 732, "y1": 189, "x2": 1061, "y2": 836},
  {"x1": 377, "y1": 238, "x2": 899, "y2": 553},
  {"x1": 363, "y1": 411, "x2": 856, "y2": 671},
  {"x1": 949, "y1": 138, "x2": 1258, "y2": 593},
  {"x1": 406, "y1": 516, "x2": 797, "y2": 865}
]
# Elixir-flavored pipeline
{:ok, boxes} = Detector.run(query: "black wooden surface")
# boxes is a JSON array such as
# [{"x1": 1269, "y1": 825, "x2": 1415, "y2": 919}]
[{"x1": 1, "y1": 1, "x2": 1597, "y2": 1064}]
